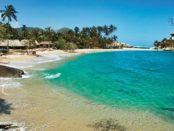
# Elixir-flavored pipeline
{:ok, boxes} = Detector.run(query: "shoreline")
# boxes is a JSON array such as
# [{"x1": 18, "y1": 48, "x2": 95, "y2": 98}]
[
  {"x1": 1, "y1": 73, "x2": 173, "y2": 131},
  {"x1": 1, "y1": 48, "x2": 173, "y2": 131},
  {"x1": 0, "y1": 48, "x2": 153, "y2": 69}
]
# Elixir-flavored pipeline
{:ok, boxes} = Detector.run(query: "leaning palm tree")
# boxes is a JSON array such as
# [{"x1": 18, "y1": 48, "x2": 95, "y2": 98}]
[{"x1": 0, "y1": 5, "x2": 18, "y2": 24}]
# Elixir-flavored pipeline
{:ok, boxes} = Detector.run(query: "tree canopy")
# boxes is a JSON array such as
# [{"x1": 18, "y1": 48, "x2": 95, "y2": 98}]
[{"x1": 0, "y1": 4, "x2": 118, "y2": 49}]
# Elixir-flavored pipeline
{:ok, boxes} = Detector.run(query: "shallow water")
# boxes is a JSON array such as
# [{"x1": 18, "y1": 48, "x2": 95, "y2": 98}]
[
  {"x1": 41, "y1": 51, "x2": 174, "y2": 121},
  {"x1": 1, "y1": 51, "x2": 174, "y2": 130}
]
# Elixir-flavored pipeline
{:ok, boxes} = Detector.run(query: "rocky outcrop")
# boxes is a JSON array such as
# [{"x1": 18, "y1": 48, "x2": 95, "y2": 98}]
[
  {"x1": 0, "y1": 65, "x2": 24, "y2": 78},
  {"x1": 107, "y1": 42, "x2": 133, "y2": 49},
  {"x1": 153, "y1": 33, "x2": 174, "y2": 50}
]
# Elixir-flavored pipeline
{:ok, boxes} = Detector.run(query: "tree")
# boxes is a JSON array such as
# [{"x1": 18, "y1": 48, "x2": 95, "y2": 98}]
[
  {"x1": 0, "y1": 5, "x2": 18, "y2": 24},
  {"x1": 74, "y1": 26, "x2": 80, "y2": 36},
  {"x1": 29, "y1": 29, "x2": 42, "y2": 42},
  {"x1": 0, "y1": 24, "x2": 7, "y2": 40},
  {"x1": 103, "y1": 25, "x2": 109, "y2": 36},
  {"x1": 21, "y1": 25, "x2": 29, "y2": 39},
  {"x1": 109, "y1": 24, "x2": 117, "y2": 34},
  {"x1": 0, "y1": 5, "x2": 18, "y2": 50},
  {"x1": 112, "y1": 35, "x2": 117, "y2": 41},
  {"x1": 97, "y1": 26, "x2": 103, "y2": 36},
  {"x1": 44, "y1": 27, "x2": 54, "y2": 41},
  {"x1": 154, "y1": 40, "x2": 159, "y2": 47}
]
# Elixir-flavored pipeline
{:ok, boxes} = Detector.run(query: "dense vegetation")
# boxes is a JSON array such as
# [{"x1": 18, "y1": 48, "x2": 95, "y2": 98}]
[
  {"x1": 0, "y1": 4, "x2": 117, "y2": 49},
  {"x1": 154, "y1": 38, "x2": 174, "y2": 49}
]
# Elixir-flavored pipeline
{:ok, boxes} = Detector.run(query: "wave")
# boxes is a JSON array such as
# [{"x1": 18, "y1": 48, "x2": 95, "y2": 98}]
[
  {"x1": 44, "y1": 73, "x2": 61, "y2": 79},
  {"x1": 0, "y1": 72, "x2": 31, "y2": 89},
  {"x1": 0, "y1": 80, "x2": 22, "y2": 88},
  {"x1": 22, "y1": 73, "x2": 32, "y2": 79},
  {"x1": 4, "y1": 55, "x2": 62, "y2": 69},
  {"x1": 31, "y1": 68, "x2": 46, "y2": 71}
]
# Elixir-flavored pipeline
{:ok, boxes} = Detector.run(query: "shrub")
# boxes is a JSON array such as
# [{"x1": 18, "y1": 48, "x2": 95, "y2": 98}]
[
  {"x1": 54, "y1": 39, "x2": 77, "y2": 52},
  {"x1": 54, "y1": 39, "x2": 66, "y2": 49},
  {"x1": 65, "y1": 42, "x2": 77, "y2": 52}
]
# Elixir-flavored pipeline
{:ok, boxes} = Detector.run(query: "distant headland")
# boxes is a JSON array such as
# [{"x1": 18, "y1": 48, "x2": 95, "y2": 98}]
[{"x1": 154, "y1": 32, "x2": 174, "y2": 51}]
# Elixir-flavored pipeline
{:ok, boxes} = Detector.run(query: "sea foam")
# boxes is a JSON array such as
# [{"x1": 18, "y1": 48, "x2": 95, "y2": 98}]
[
  {"x1": 45, "y1": 73, "x2": 61, "y2": 79},
  {"x1": 0, "y1": 79, "x2": 22, "y2": 88}
]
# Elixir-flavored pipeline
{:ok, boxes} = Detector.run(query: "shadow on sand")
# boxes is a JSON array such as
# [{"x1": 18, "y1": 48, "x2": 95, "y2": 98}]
[
  {"x1": 88, "y1": 119, "x2": 126, "y2": 131},
  {"x1": 0, "y1": 98, "x2": 13, "y2": 115}
]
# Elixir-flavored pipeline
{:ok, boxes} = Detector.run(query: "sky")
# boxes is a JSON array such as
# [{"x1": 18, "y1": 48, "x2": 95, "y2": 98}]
[{"x1": 1, "y1": 0, "x2": 174, "y2": 47}]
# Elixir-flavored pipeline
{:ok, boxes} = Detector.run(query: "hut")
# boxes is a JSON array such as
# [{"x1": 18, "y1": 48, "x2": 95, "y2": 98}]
[
  {"x1": 0, "y1": 40, "x2": 26, "y2": 49},
  {"x1": 38, "y1": 41, "x2": 53, "y2": 48},
  {"x1": 35, "y1": 40, "x2": 40, "y2": 48}
]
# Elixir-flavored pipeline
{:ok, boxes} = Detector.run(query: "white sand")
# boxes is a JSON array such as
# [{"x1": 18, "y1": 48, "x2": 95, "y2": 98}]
[{"x1": 0, "y1": 48, "x2": 152, "y2": 69}]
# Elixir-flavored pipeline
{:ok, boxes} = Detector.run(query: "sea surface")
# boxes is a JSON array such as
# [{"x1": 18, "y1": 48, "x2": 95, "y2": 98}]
[{"x1": 40, "y1": 51, "x2": 174, "y2": 121}]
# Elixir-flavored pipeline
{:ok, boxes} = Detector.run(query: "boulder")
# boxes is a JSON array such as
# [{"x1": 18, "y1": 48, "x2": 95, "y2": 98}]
[{"x1": 0, "y1": 65, "x2": 24, "y2": 78}]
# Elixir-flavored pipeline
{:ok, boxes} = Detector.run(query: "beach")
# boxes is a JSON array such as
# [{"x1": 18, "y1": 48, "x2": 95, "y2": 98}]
[
  {"x1": 0, "y1": 48, "x2": 152, "y2": 67},
  {"x1": 0, "y1": 48, "x2": 174, "y2": 131}
]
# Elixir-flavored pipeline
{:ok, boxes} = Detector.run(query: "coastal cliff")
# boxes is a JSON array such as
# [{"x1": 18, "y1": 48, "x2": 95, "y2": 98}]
[{"x1": 0, "y1": 65, "x2": 24, "y2": 78}]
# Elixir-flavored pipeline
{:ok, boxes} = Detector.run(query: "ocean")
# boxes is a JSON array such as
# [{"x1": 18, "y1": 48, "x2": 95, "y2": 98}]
[{"x1": 41, "y1": 51, "x2": 174, "y2": 121}]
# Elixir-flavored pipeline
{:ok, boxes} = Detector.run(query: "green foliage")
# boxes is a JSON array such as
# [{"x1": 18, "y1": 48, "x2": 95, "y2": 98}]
[
  {"x1": 154, "y1": 38, "x2": 174, "y2": 49},
  {"x1": 54, "y1": 39, "x2": 66, "y2": 49},
  {"x1": 0, "y1": 7, "x2": 117, "y2": 50},
  {"x1": 65, "y1": 42, "x2": 77, "y2": 52},
  {"x1": 0, "y1": 23, "x2": 117, "y2": 49},
  {"x1": 0, "y1": 25, "x2": 7, "y2": 40},
  {"x1": 54, "y1": 39, "x2": 77, "y2": 51},
  {"x1": 0, "y1": 5, "x2": 18, "y2": 23},
  {"x1": 0, "y1": 4, "x2": 117, "y2": 49}
]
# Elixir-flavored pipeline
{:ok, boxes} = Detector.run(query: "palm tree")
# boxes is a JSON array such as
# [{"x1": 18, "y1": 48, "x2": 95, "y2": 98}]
[
  {"x1": 112, "y1": 35, "x2": 117, "y2": 41},
  {"x1": 103, "y1": 25, "x2": 109, "y2": 36},
  {"x1": 45, "y1": 27, "x2": 54, "y2": 41},
  {"x1": 97, "y1": 26, "x2": 103, "y2": 36},
  {"x1": 0, "y1": 5, "x2": 17, "y2": 50},
  {"x1": 0, "y1": 5, "x2": 18, "y2": 24},
  {"x1": 21, "y1": 25, "x2": 29, "y2": 39},
  {"x1": 90, "y1": 26, "x2": 97, "y2": 37},
  {"x1": 74, "y1": 26, "x2": 80, "y2": 36},
  {"x1": 109, "y1": 24, "x2": 117, "y2": 34}
]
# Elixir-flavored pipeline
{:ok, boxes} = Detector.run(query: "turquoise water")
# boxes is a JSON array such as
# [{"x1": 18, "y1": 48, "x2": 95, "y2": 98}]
[{"x1": 41, "y1": 51, "x2": 174, "y2": 120}]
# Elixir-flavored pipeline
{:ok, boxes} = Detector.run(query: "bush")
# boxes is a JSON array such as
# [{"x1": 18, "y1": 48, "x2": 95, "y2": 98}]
[
  {"x1": 54, "y1": 39, "x2": 66, "y2": 49},
  {"x1": 65, "y1": 42, "x2": 77, "y2": 52},
  {"x1": 54, "y1": 39, "x2": 77, "y2": 52}
]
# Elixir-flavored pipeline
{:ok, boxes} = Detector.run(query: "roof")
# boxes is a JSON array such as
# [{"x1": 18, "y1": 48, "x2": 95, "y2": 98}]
[
  {"x1": 39, "y1": 41, "x2": 53, "y2": 45},
  {"x1": 35, "y1": 40, "x2": 40, "y2": 46},
  {"x1": 0, "y1": 40, "x2": 26, "y2": 47}
]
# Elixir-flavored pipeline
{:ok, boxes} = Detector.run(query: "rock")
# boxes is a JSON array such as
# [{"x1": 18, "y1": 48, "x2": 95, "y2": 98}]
[
  {"x1": 0, "y1": 123, "x2": 18, "y2": 130},
  {"x1": 107, "y1": 42, "x2": 133, "y2": 49},
  {"x1": 0, "y1": 65, "x2": 24, "y2": 78}
]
